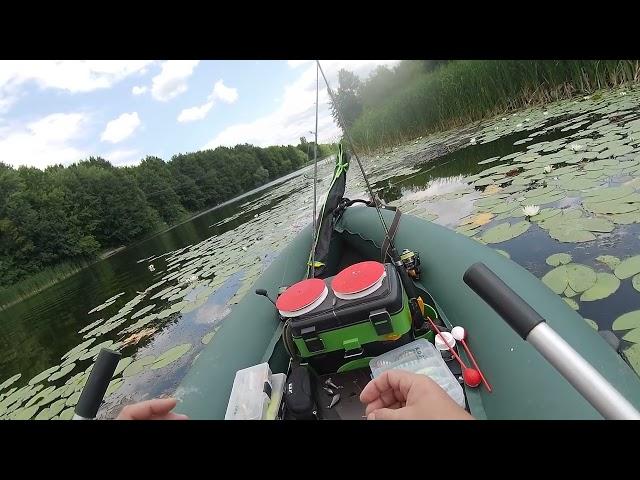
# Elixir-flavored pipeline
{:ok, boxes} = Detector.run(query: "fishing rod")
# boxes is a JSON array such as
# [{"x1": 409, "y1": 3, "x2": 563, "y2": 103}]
[
  {"x1": 316, "y1": 60, "x2": 434, "y2": 333},
  {"x1": 311, "y1": 62, "x2": 319, "y2": 278}
]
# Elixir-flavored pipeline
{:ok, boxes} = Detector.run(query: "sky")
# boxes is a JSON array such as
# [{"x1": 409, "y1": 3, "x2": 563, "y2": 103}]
[{"x1": 0, "y1": 60, "x2": 399, "y2": 169}]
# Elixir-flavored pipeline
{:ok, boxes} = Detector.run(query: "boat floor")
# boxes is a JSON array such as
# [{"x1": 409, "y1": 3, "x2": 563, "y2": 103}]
[{"x1": 308, "y1": 358, "x2": 465, "y2": 420}]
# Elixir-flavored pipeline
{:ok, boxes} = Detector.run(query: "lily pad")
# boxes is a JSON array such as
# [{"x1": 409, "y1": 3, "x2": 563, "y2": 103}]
[
  {"x1": 612, "y1": 310, "x2": 640, "y2": 331},
  {"x1": 0, "y1": 374, "x2": 22, "y2": 391},
  {"x1": 546, "y1": 253, "x2": 572, "y2": 266},
  {"x1": 113, "y1": 357, "x2": 133, "y2": 377},
  {"x1": 564, "y1": 286, "x2": 578, "y2": 298},
  {"x1": 58, "y1": 407, "x2": 75, "y2": 420},
  {"x1": 105, "y1": 377, "x2": 124, "y2": 396},
  {"x1": 480, "y1": 221, "x2": 530, "y2": 244},
  {"x1": 202, "y1": 330, "x2": 217, "y2": 345},
  {"x1": 28, "y1": 366, "x2": 61, "y2": 386},
  {"x1": 34, "y1": 407, "x2": 55, "y2": 420},
  {"x1": 78, "y1": 317, "x2": 107, "y2": 334},
  {"x1": 596, "y1": 255, "x2": 621, "y2": 269},
  {"x1": 580, "y1": 273, "x2": 620, "y2": 301},
  {"x1": 563, "y1": 297, "x2": 579, "y2": 310},
  {"x1": 150, "y1": 344, "x2": 192, "y2": 370},
  {"x1": 584, "y1": 318, "x2": 598, "y2": 330},
  {"x1": 623, "y1": 328, "x2": 640, "y2": 343},
  {"x1": 622, "y1": 343, "x2": 640, "y2": 376},
  {"x1": 542, "y1": 264, "x2": 597, "y2": 294},
  {"x1": 122, "y1": 356, "x2": 156, "y2": 378},
  {"x1": 614, "y1": 255, "x2": 640, "y2": 279},
  {"x1": 548, "y1": 217, "x2": 614, "y2": 243},
  {"x1": 48, "y1": 363, "x2": 76, "y2": 382},
  {"x1": 10, "y1": 405, "x2": 40, "y2": 420},
  {"x1": 131, "y1": 304, "x2": 156, "y2": 319}
]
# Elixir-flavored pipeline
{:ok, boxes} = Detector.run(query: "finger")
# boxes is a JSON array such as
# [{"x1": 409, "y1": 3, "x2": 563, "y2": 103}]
[
  {"x1": 360, "y1": 369, "x2": 416, "y2": 404},
  {"x1": 367, "y1": 407, "x2": 402, "y2": 420},
  {"x1": 118, "y1": 398, "x2": 177, "y2": 420},
  {"x1": 360, "y1": 370, "x2": 399, "y2": 404},
  {"x1": 158, "y1": 412, "x2": 189, "y2": 420}
]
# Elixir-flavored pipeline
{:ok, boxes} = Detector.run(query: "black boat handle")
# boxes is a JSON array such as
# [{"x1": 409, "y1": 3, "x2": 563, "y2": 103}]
[
  {"x1": 463, "y1": 262, "x2": 544, "y2": 339},
  {"x1": 73, "y1": 348, "x2": 121, "y2": 420},
  {"x1": 463, "y1": 262, "x2": 640, "y2": 420}
]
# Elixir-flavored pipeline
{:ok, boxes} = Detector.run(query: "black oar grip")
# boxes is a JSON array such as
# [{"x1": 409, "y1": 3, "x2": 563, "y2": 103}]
[
  {"x1": 75, "y1": 348, "x2": 121, "y2": 419},
  {"x1": 463, "y1": 262, "x2": 545, "y2": 339}
]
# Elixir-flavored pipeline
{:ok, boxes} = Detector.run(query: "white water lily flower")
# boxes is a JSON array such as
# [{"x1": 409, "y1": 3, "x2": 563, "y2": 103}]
[
  {"x1": 516, "y1": 123, "x2": 523, "y2": 128},
  {"x1": 543, "y1": 165, "x2": 553, "y2": 174},
  {"x1": 569, "y1": 143, "x2": 584, "y2": 151},
  {"x1": 583, "y1": 95, "x2": 591, "y2": 100},
  {"x1": 543, "y1": 111, "x2": 549, "y2": 116},
  {"x1": 148, "y1": 264, "x2": 155, "y2": 272},
  {"x1": 620, "y1": 91, "x2": 627, "y2": 96},
  {"x1": 502, "y1": 117, "x2": 507, "y2": 121},
  {"x1": 470, "y1": 137, "x2": 477, "y2": 145},
  {"x1": 522, "y1": 205, "x2": 540, "y2": 217}
]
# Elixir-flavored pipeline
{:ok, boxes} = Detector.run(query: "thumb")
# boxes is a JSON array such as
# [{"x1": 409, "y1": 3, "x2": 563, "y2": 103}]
[{"x1": 367, "y1": 408, "x2": 402, "y2": 420}]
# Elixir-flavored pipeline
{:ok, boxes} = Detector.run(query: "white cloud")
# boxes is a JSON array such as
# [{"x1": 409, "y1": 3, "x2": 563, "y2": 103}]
[
  {"x1": 151, "y1": 60, "x2": 200, "y2": 101},
  {"x1": 0, "y1": 112, "x2": 88, "y2": 168},
  {"x1": 287, "y1": 60, "x2": 312, "y2": 68},
  {"x1": 101, "y1": 112, "x2": 141, "y2": 143},
  {"x1": 211, "y1": 80, "x2": 238, "y2": 104},
  {"x1": 177, "y1": 101, "x2": 214, "y2": 123},
  {"x1": 103, "y1": 148, "x2": 141, "y2": 166},
  {"x1": 0, "y1": 61, "x2": 154, "y2": 113},
  {"x1": 203, "y1": 60, "x2": 399, "y2": 149},
  {"x1": 132, "y1": 85, "x2": 147, "y2": 95},
  {"x1": 177, "y1": 79, "x2": 238, "y2": 123}
]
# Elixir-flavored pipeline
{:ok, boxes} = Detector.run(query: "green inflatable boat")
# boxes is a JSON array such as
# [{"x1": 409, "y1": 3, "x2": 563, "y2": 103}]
[{"x1": 174, "y1": 145, "x2": 640, "y2": 420}]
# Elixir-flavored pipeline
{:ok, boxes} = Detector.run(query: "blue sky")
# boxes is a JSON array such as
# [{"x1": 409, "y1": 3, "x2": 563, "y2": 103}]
[{"x1": 0, "y1": 60, "x2": 398, "y2": 169}]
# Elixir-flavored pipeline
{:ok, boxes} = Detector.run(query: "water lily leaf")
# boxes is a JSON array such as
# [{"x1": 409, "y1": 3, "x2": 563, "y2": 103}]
[
  {"x1": 49, "y1": 398, "x2": 67, "y2": 417},
  {"x1": 202, "y1": 330, "x2": 217, "y2": 345},
  {"x1": 78, "y1": 318, "x2": 107, "y2": 334},
  {"x1": 105, "y1": 377, "x2": 124, "y2": 396},
  {"x1": 563, "y1": 297, "x2": 579, "y2": 310},
  {"x1": 65, "y1": 391, "x2": 81, "y2": 407},
  {"x1": 478, "y1": 156, "x2": 501, "y2": 165},
  {"x1": 28, "y1": 366, "x2": 60, "y2": 386},
  {"x1": 48, "y1": 363, "x2": 76, "y2": 382},
  {"x1": 596, "y1": 255, "x2": 621, "y2": 269},
  {"x1": 622, "y1": 343, "x2": 640, "y2": 375},
  {"x1": 582, "y1": 185, "x2": 634, "y2": 202},
  {"x1": 583, "y1": 200, "x2": 639, "y2": 214},
  {"x1": 580, "y1": 273, "x2": 620, "y2": 301},
  {"x1": 34, "y1": 407, "x2": 55, "y2": 420},
  {"x1": 10, "y1": 405, "x2": 40, "y2": 420},
  {"x1": 87, "y1": 299, "x2": 116, "y2": 315},
  {"x1": 58, "y1": 407, "x2": 74, "y2": 420},
  {"x1": 614, "y1": 255, "x2": 640, "y2": 279},
  {"x1": 131, "y1": 304, "x2": 156, "y2": 319},
  {"x1": 459, "y1": 212, "x2": 494, "y2": 227},
  {"x1": 613, "y1": 311, "x2": 640, "y2": 331},
  {"x1": 542, "y1": 264, "x2": 596, "y2": 294},
  {"x1": 0, "y1": 374, "x2": 22, "y2": 391},
  {"x1": 564, "y1": 286, "x2": 578, "y2": 298},
  {"x1": 113, "y1": 357, "x2": 133, "y2": 377},
  {"x1": 480, "y1": 221, "x2": 530, "y2": 244},
  {"x1": 150, "y1": 344, "x2": 192, "y2": 370},
  {"x1": 623, "y1": 328, "x2": 640, "y2": 343},
  {"x1": 584, "y1": 318, "x2": 598, "y2": 330},
  {"x1": 122, "y1": 356, "x2": 156, "y2": 378},
  {"x1": 546, "y1": 253, "x2": 572, "y2": 266},
  {"x1": 61, "y1": 339, "x2": 96, "y2": 361}
]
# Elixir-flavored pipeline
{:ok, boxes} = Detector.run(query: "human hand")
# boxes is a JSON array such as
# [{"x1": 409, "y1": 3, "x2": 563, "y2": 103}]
[
  {"x1": 116, "y1": 398, "x2": 189, "y2": 420},
  {"x1": 360, "y1": 369, "x2": 474, "y2": 420}
]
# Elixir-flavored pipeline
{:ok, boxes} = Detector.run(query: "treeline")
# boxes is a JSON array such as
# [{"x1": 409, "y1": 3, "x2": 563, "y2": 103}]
[
  {"x1": 329, "y1": 60, "x2": 640, "y2": 151},
  {"x1": 0, "y1": 141, "x2": 336, "y2": 290}
]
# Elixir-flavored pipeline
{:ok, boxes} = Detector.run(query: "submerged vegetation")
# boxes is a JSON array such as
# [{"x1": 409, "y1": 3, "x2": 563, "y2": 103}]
[
  {"x1": 329, "y1": 60, "x2": 640, "y2": 151},
  {"x1": 0, "y1": 141, "x2": 336, "y2": 301}
]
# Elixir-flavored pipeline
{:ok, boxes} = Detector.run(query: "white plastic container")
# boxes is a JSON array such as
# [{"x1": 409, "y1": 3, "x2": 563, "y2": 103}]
[
  {"x1": 225, "y1": 363, "x2": 273, "y2": 420},
  {"x1": 369, "y1": 339, "x2": 465, "y2": 408},
  {"x1": 265, "y1": 373, "x2": 286, "y2": 420}
]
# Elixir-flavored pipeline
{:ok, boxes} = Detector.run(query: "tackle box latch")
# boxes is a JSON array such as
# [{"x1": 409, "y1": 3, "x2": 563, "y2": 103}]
[
  {"x1": 301, "y1": 326, "x2": 325, "y2": 353},
  {"x1": 343, "y1": 338, "x2": 363, "y2": 358},
  {"x1": 370, "y1": 309, "x2": 393, "y2": 336}
]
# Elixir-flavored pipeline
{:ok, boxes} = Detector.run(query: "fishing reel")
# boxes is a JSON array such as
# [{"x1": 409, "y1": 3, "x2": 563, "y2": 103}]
[{"x1": 400, "y1": 249, "x2": 421, "y2": 280}]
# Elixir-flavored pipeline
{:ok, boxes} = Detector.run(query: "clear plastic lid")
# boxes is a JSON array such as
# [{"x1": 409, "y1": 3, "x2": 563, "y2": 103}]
[
  {"x1": 225, "y1": 363, "x2": 273, "y2": 420},
  {"x1": 369, "y1": 339, "x2": 465, "y2": 408}
]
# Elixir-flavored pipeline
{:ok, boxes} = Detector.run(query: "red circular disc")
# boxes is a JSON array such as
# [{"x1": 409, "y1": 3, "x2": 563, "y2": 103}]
[
  {"x1": 331, "y1": 261, "x2": 385, "y2": 295},
  {"x1": 276, "y1": 278, "x2": 327, "y2": 313}
]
